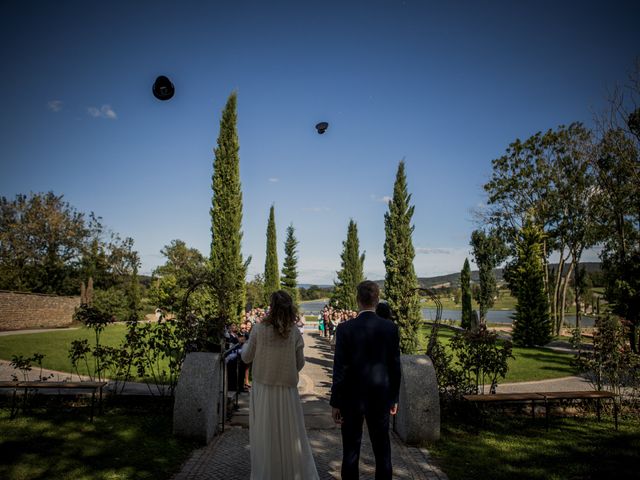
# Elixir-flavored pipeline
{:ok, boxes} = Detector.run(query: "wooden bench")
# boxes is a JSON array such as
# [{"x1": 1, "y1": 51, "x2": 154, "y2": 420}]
[
  {"x1": 463, "y1": 391, "x2": 618, "y2": 430},
  {"x1": 0, "y1": 381, "x2": 108, "y2": 421}
]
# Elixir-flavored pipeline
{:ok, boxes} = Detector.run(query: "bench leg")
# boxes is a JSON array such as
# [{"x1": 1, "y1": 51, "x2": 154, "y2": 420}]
[
  {"x1": 10, "y1": 389, "x2": 17, "y2": 419},
  {"x1": 596, "y1": 398, "x2": 601, "y2": 421},
  {"x1": 531, "y1": 400, "x2": 535, "y2": 419},
  {"x1": 22, "y1": 387, "x2": 28, "y2": 414},
  {"x1": 91, "y1": 391, "x2": 95, "y2": 422},
  {"x1": 545, "y1": 399, "x2": 550, "y2": 431},
  {"x1": 613, "y1": 398, "x2": 619, "y2": 431}
]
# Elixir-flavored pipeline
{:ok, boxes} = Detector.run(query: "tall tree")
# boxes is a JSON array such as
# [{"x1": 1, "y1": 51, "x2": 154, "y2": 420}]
[
  {"x1": 384, "y1": 161, "x2": 422, "y2": 354},
  {"x1": 125, "y1": 262, "x2": 143, "y2": 323},
  {"x1": 281, "y1": 224, "x2": 299, "y2": 304},
  {"x1": 483, "y1": 129, "x2": 562, "y2": 333},
  {"x1": 505, "y1": 219, "x2": 552, "y2": 347},
  {"x1": 470, "y1": 229, "x2": 507, "y2": 323},
  {"x1": 0, "y1": 192, "x2": 89, "y2": 294},
  {"x1": 0, "y1": 191, "x2": 139, "y2": 297},
  {"x1": 553, "y1": 123, "x2": 597, "y2": 332},
  {"x1": 246, "y1": 274, "x2": 265, "y2": 309},
  {"x1": 149, "y1": 239, "x2": 208, "y2": 315},
  {"x1": 595, "y1": 128, "x2": 640, "y2": 351},
  {"x1": 263, "y1": 205, "x2": 279, "y2": 303},
  {"x1": 210, "y1": 92, "x2": 246, "y2": 325},
  {"x1": 483, "y1": 124, "x2": 599, "y2": 335},
  {"x1": 332, "y1": 219, "x2": 365, "y2": 311},
  {"x1": 460, "y1": 258, "x2": 473, "y2": 329}
]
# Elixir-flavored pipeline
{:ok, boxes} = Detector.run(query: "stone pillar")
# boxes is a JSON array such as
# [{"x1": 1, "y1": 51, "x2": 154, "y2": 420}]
[
  {"x1": 173, "y1": 352, "x2": 222, "y2": 444},
  {"x1": 395, "y1": 355, "x2": 440, "y2": 444}
]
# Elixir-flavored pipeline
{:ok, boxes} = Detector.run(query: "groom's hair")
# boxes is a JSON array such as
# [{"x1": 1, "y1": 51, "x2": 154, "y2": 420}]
[{"x1": 357, "y1": 281, "x2": 380, "y2": 308}]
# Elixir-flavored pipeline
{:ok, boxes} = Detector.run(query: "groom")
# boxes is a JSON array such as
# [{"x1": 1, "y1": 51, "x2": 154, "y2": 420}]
[{"x1": 330, "y1": 280, "x2": 402, "y2": 480}]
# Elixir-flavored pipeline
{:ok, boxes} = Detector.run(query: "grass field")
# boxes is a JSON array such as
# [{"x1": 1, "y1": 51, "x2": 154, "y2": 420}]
[
  {"x1": 430, "y1": 414, "x2": 640, "y2": 480},
  {"x1": 421, "y1": 288, "x2": 517, "y2": 311},
  {"x1": 0, "y1": 325, "x2": 169, "y2": 380},
  {"x1": 418, "y1": 327, "x2": 577, "y2": 383},
  {"x1": 0, "y1": 323, "x2": 578, "y2": 384},
  {"x1": 0, "y1": 407, "x2": 198, "y2": 480}
]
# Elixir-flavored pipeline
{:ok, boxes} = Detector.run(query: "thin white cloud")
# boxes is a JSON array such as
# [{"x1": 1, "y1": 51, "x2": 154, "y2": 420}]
[
  {"x1": 268, "y1": 177, "x2": 279, "y2": 183},
  {"x1": 371, "y1": 194, "x2": 392, "y2": 204},
  {"x1": 47, "y1": 100, "x2": 63, "y2": 112},
  {"x1": 302, "y1": 207, "x2": 331, "y2": 213},
  {"x1": 87, "y1": 105, "x2": 117, "y2": 120},
  {"x1": 416, "y1": 247, "x2": 452, "y2": 255}
]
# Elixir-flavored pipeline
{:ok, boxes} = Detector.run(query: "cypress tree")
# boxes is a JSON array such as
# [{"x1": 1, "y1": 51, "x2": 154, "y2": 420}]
[
  {"x1": 506, "y1": 219, "x2": 552, "y2": 347},
  {"x1": 470, "y1": 229, "x2": 506, "y2": 323},
  {"x1": 281, "y1": 224, "x2": 299, "y2": 304},
  {"x1": 263, "y1": 205, "x2": 279, "y2": 303},
  {"x1": 332, "y1": 219, "x2": 365, "y2": 311},
  {"x1": 210, "y1": 92, "x2": 246, "y2": 325},
  {"x1": 460, "y1": 258, "x2": 473, "y2": 329},
  {"x1": 383, "y1": 161, "x2": 422, "y2": 354}
]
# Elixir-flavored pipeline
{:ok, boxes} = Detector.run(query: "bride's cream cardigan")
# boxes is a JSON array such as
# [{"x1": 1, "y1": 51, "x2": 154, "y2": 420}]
[{"x1": 241, "y1": 322, "x2": 305, "y2": 387}]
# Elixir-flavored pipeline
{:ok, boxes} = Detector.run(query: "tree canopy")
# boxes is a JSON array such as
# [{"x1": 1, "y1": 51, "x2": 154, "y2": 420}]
[
  {"x1": 281, "y1": 224, "x2": 299, "y2": 304},
  {"x1": 383, "y1": 161, "x2": 421, "y2": 354},
  {"x1": 263, "y1": 205, "x2": 279, "y2": 304},
  {"x1": 0, "y1": 191, "x2": 139, "y2": 296},
  {"x1": 332, "y1": 219, "x2": 365, "y2": 311},
  {"x1": 210, "y1": 92, "x2": 247, "y2": 325}
]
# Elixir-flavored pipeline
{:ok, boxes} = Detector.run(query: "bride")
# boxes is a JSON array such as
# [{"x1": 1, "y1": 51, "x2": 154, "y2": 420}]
[{"x1": 241, "y1": 290, "x2": 319, "y2": 480}]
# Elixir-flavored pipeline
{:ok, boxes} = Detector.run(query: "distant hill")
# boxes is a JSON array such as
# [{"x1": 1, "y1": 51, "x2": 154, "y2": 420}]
[{"x1": 373, "y1": 262, "x2": 601, "y2": 290}]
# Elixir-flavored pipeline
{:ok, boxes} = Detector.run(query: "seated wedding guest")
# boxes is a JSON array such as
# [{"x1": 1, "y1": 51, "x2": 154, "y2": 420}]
[
  {"x1": 243, "y1": 320, "x2": 253, "y2": 390},
  {"x1": 224, "y1": 323, "x2": 247, "y2": 392}
]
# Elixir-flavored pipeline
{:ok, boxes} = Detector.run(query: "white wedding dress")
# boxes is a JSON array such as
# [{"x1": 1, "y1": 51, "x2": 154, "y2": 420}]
[
  {"x1": 242, "y1": 322, "x2": 319, "y2": 480},
  {"x1": 249, "y1": 382, "x2": 319, "y2": 480}
]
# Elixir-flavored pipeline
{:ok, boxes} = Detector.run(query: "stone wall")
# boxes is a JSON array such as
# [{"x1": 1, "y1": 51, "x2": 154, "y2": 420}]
[{"x1": 0, "y1": 290, "x2": 80, "y2": 331}]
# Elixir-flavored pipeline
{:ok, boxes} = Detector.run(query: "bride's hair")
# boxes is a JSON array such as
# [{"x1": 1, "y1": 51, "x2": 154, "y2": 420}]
[{"x1": 264, "y1": 290, "x2": 297, "y2": 338}]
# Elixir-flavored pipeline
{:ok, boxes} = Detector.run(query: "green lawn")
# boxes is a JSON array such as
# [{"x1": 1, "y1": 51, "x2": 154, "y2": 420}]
[
  {"x1": 421, "y1": 288, "x2": 517, "y2": 311},
  {"x1": 0, "y1": 407, "x2": 198, "y2": 480},
  {"x1": 430, "y1": 414, "x2": 640, "y2": 480},
  {"x1": 0, "y1": 325, "x2": 170, "y2": 380},
  {"x1": 419, "y1": 327, "x2": 577, "y2": 383},
  {"x1": 1, "y1": 324, "x2": 578, "y2": 384}
]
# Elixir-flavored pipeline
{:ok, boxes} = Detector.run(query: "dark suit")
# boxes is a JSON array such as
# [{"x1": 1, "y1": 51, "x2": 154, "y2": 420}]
[{"x1": 330, "y1": 311, "x2": 401, "y2": 480}]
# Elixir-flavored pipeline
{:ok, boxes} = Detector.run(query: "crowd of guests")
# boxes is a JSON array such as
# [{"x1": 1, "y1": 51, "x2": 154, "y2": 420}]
[
  {"x1": 244, "y1": 307, "x2": 267, "y2": 324},
  {"x1": 223, "y1": 301, "x2": 393, "y2": 393},
  {"x1": 318, "y1": 305, "x2": 357, "y2": 340},
  {"x1": 223, "y1": 320, "x2": 255, "y2": 392}
]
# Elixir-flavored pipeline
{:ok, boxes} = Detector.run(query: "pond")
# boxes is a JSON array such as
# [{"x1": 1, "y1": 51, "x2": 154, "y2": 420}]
[{"x1": 299, "y1": 300, "x2": 595, "y2": 327}]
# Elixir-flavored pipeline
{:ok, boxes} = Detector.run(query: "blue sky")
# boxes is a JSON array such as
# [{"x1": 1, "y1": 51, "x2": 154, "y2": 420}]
[{"x1": 1, "y1": 1, "x2": 638, "y2": 284}]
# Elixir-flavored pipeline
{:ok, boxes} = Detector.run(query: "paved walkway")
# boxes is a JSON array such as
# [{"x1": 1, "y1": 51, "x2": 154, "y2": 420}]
[
  {"x1": 0, "y1": 327, "x2": 79, "y2": 336},
  {"x1": 172, "y1": 331, "x2": 449, "y2": 480},
  {"x1": 492, "y1": 375, "x2": 593, "y2": 393}
]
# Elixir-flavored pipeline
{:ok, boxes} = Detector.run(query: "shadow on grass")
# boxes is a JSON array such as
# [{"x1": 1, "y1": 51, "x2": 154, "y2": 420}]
[
  {"x1": 0, "y1": 406, "x2": 200, "y2": 480},
  {"x1": 514, "y1": 351, "x2": 575, "y2": 366},
  {"x1": 430, "y1": 414, "x2": 640, "y2": 480}
]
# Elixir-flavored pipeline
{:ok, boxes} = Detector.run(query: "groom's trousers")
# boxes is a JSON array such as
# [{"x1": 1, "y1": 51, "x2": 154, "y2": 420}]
[{"x1": 341, "y1": 405, "x2": 392, "y2": 480}]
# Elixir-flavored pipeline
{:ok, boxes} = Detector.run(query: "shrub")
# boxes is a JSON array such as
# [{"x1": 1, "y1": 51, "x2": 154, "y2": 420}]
[
  {"x1": 429, "y1": 324, "x2": 514, "y2": 405},
  {"x1": 574, "y1": 315, "x2": 640, "y2": 411}
]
